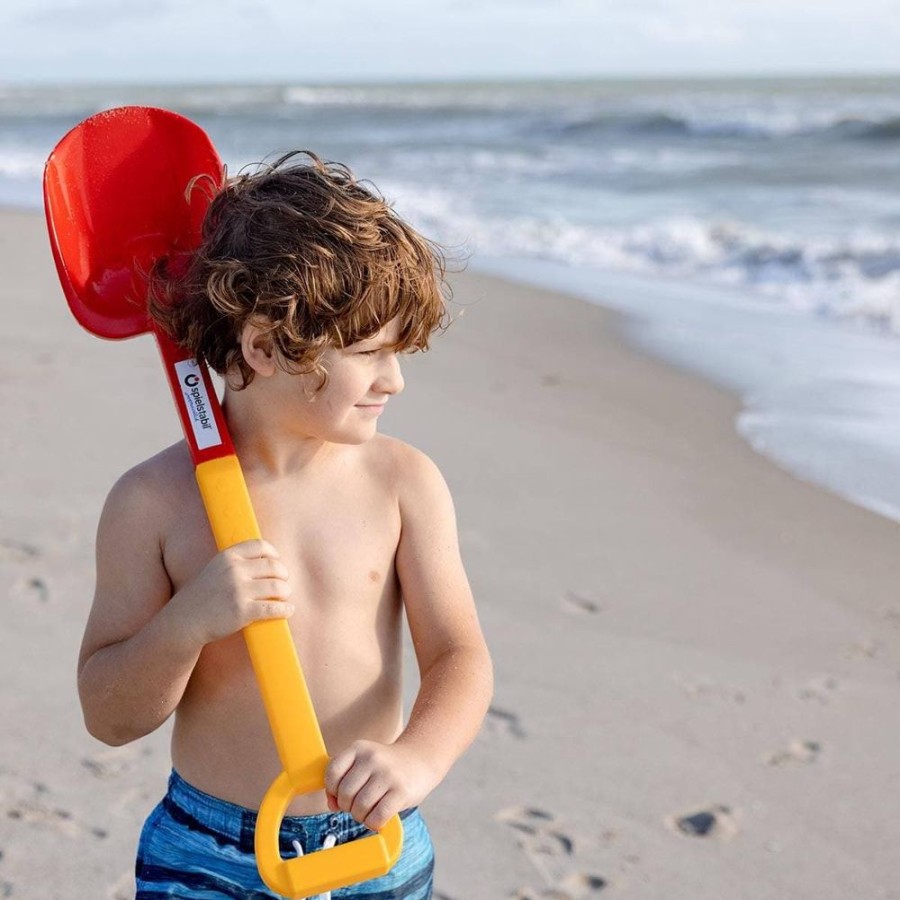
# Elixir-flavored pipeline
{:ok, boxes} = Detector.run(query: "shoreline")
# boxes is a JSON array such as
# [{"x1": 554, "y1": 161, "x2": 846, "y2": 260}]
[
  {"x1": 2, "y1": 208, "x2": 899, "y2": 897},
  {"x1": 471, "y1": 252, "x2": 900, "y2": 530}
]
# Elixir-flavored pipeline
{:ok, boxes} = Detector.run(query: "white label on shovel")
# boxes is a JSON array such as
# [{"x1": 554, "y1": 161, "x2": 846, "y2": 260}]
[{"x1": 175, "y1": 358, "x2": 223, "y2": 450}]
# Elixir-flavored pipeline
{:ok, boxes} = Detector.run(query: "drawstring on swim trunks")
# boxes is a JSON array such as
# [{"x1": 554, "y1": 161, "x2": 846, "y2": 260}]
[{"x1": 291, "y1": 831, "x2": 338, "y2": 900}]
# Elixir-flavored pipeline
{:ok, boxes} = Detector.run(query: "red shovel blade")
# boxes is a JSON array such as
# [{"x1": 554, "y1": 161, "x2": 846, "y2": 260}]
[{"x1": 43, "y1": 106, "x2": 224, "y2": 340}]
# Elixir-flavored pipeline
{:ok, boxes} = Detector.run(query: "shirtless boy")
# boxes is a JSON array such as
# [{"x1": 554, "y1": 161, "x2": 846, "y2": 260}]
[{"x1": 75, "y1": 151, "x2": 494, "y2": 899}]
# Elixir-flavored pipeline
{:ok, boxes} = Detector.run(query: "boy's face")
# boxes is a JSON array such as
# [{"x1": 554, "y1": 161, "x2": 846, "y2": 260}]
[{"x1": 241, "y1": 316, "x2": 406, "y2": 446}]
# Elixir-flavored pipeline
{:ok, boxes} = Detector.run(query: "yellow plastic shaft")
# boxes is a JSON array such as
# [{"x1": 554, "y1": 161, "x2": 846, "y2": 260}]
[{"x1": 194, "y1": 455, "x2": 327, "y2": 773}]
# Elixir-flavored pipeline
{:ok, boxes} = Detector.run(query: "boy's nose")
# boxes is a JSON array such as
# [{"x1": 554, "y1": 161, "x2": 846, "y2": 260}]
[{"x1": 374, "y1": 354, "x2": 404, "y2": 396}]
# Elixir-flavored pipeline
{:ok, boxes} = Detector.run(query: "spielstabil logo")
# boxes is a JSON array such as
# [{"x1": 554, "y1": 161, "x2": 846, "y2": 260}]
[{"x1": 174, "y1": 358, "x2": 223, "y2": 451}]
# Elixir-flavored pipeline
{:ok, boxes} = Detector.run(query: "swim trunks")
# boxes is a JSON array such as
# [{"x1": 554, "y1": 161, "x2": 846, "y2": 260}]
[{"x1": 135, "y1": 768, "x2": 434, "y2": 899}]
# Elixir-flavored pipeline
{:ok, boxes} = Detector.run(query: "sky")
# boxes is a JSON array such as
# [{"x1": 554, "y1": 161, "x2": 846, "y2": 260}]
[{"x1": 1, "y1": 0, "x2": 900, "y2": 84}]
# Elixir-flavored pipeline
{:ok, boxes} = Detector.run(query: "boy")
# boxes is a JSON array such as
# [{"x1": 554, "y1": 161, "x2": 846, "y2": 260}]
[{"x1": 75, "y1": 151, "x2": 494, "y2": 899}]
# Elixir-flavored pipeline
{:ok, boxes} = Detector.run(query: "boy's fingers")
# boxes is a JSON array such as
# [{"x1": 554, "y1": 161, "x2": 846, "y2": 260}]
[
  {"x1": 344, "y1": 773, "x2": 374, "y2": 821},
  {"x1": 335, "y1": 766, "x2": 373, "y2": 815},
  {"x1": 350, "y1": 776, "x2": 386, "y2": 825},
  {"x1": 365, "y1": 791, "x2": 399, "y2": 832},
  {"x1": 251, "y1": 601, "x2": 294, "y2": 620},
  {"x1": 233, "y1": 539, "x2": 280, "y2": 559},
  {"x1": 253, "y1": 578, "x2": 292, "y2": 600},
  {"x1": 249, "y1": 556, "x2": 290, "y2": 580},
  {"x1": 324, "y1": 751, "x2": 358, "y2": 801}
]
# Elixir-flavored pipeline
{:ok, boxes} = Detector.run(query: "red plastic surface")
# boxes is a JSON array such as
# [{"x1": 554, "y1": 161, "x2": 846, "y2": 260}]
[
  {"x1": 43, "y1": 106, "x2": 222, "y2": 340},
  {"x1": 43, "y1": 106, "x2": 235, "y2": 464}
]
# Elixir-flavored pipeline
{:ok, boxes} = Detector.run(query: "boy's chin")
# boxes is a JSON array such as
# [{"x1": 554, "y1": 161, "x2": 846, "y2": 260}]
[{"x1": 325, "y1": 422, "x2": 379, "y2": 445}]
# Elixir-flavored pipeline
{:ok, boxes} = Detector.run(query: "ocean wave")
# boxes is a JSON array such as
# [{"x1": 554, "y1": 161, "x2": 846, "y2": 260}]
[
  {"x1": 5, "y1": 82, "x2": 900, "y2": 146},
  {"x1": 829, "y1": 116, "x2": 900, "y2": 140},
  {"x1": 401, "y1": 197, "x2": 900, "y2": 331},
  {"x1": 552, "y1": 108, "x2": 900, "y2": 142}
]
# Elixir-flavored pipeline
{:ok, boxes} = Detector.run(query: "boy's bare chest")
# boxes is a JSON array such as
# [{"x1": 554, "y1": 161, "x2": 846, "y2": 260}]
[
  {"x1": 160, "y1": 465, "x2": 403, "y2": 629},
  {"x1": 161, "y1": 453, "x2": 408, "y2": 792}
]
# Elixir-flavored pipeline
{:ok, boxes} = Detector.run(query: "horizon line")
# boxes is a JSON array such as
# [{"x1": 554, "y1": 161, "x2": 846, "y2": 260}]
[{"x1": 4, "y1": 69, "x2": 900, "y2": 90}]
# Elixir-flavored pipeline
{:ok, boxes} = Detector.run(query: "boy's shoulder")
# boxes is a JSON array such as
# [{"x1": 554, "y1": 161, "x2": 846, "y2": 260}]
[
  {"x1": 107, "y1": 441, "x2": 195, "y2": 503},
  {"x1": 106, "y1": 436, "x2": 448, "y2": 522},
  {"x1": 108, "y1": 435, "x2": 442, "y2": 497},
  {"x1": 100, "y1": 443, "x2": 197, "y2": 538},
  {"x1": 371, "y1": 435, "x2": 454, "y2": 524},
  {"x1": 368, "y1": 434, "x2": 445, "y2": 492}
]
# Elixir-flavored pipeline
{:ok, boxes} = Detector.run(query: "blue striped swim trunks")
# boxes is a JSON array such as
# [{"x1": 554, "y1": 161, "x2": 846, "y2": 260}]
[{"x1": 135, "y1": 769, "x2": 435, "y2": 899}]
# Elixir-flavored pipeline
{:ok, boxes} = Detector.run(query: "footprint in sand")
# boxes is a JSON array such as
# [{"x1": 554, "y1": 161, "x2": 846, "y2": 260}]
[
  {"x1": 1, "y1": 538, "x2": 47, "y2": 604},
  {"x1": 6, "y1": 796, "x2": 107, "y2": 839},
  {"x1": 496, "y1": 807, "x2": 607, "y2": 898},
  {"x1": 1, "y1": 773, "x2": 107, "y2": 840},
  {"x1": 794, "y1": 673, "x2": 839, "y2": 704},
  {"x1": 81, "y1": 744, "x2": 150, "y2": 780},
  {"x1": 841, "y1": 638, "x2": 882, "y2": 660},
  {"x1": 674, "y1": 674, "x2": 747, "y2": 705},
  {"x1": 665, "y1": 804, "x2": 738, "y2": 840},
  {"x1": 10, "y1": 575, "x2": 49, "y2": 603},
  {"x1": 0, "y1": 538, "x2": 39, "y2": 564},
  {"x1": 483, "y1": 706, "x2": 527, "y2": 740},
  {"x1": 497, "y1": 806, "x2": 558, "y2": 838},
  {"x1": 512, "y1": 873, "x2": 608, "y2": 899},
  {"x1": 763, "y1": 738, "x2": 822, "y2": 767},
  {"x1": 561, "y1": 592, "x2": 603, "y2": 616}
]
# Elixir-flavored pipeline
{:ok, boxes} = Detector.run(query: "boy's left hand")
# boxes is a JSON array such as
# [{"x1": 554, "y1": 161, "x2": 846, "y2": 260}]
[{"x1": 324, "y1": 739, "x2": 439, "y2": 831}]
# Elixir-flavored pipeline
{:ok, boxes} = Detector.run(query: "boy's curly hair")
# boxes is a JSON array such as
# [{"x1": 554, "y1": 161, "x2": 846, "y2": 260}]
[{"x1": 148, "y1": 150, "x2": 458, "y2": 391}]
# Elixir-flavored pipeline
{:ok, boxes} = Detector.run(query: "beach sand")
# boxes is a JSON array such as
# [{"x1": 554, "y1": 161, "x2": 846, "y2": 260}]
[{"x1": 2, "y1": 207, "x2": 899, "y2": 899}]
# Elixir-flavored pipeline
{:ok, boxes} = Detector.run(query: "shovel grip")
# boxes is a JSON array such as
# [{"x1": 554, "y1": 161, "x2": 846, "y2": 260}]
[{"x1": 256, "y1": 770, "x2": 404, "y2": 898}]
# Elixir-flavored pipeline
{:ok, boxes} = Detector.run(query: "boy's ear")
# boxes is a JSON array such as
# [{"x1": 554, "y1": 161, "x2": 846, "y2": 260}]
[{"x1": 240, "y1": 315, "x2": 279, "y2": 378}]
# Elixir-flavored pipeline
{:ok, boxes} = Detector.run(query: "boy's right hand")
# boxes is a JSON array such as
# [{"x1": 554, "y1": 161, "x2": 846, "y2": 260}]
[{"x1": 168, "y1": 539, "x2": 295, "y2": 647}]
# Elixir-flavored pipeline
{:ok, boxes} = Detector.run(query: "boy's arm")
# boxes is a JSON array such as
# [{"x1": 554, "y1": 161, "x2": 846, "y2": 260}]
[
  {"x1": 325, "y1": 444, "x2": 493, "y2": 829},
  {"x1": 77, "y1": 466, "x2": 202, "y2": 746},
  {"x1": 80, "y1": 462, "x2": 293, "y2": 748},
  {"x1": 391, "y1": 446, "x2": 494, "y2": 780}
]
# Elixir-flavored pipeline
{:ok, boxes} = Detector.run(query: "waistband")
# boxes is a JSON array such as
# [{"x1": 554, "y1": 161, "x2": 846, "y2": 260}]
[{"x1": 163, "y1": 768, "x2": 418, "y2": 857}]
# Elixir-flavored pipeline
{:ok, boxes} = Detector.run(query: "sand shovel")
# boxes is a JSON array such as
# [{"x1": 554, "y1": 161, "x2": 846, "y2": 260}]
[{"x1": 42, "y1": 105, "x2": 403, "y2": 899}]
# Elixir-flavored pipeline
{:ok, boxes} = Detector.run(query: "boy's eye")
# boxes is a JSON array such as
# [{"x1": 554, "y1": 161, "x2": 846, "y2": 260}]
[{"x1": 354, "y1": 346, "x2": 402, "y2": 358}]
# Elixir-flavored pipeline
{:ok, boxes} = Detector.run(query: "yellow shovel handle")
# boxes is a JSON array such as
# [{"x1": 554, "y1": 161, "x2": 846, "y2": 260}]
[
  {"x1": 256, "y1": 771, "x2": 404, "y2": 898},
  {"x1": 193, "y1": 454, "x2": 403, "y2": 897}
]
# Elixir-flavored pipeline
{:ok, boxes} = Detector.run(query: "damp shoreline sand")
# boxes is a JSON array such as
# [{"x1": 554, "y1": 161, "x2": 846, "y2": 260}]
[{"x1": 1, "y1": 208, "x2": 899, "y2": 899}]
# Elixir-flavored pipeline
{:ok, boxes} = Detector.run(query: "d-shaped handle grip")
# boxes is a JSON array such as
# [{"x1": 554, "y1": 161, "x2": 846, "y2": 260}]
[{"x1": 256, "y1": 769, "x2": 404, "y2": 899}]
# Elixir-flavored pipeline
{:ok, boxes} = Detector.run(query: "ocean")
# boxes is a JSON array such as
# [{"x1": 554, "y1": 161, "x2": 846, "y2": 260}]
[{"x1": 5, "y1": 75, "x2": 900, "y2": 520}]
